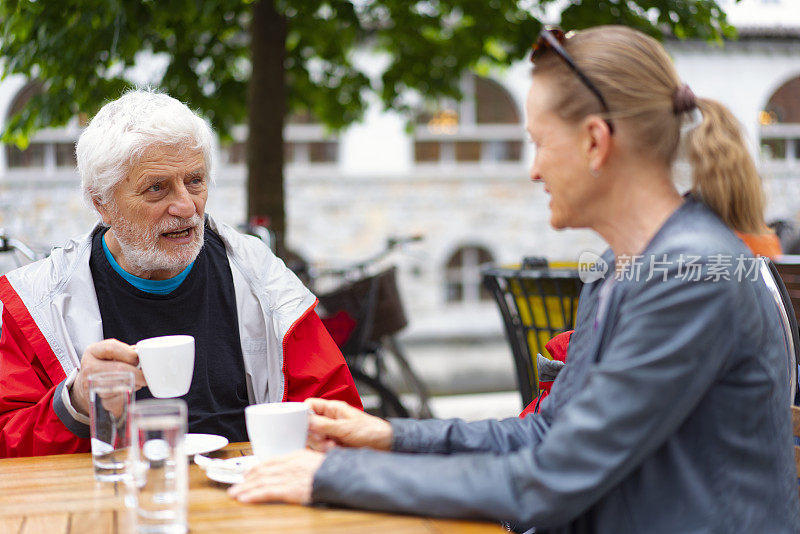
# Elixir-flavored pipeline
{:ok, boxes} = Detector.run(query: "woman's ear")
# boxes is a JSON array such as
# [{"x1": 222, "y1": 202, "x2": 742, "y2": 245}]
[{"x1": 583, "y1": 115, "x2": 612, "y2": 174}]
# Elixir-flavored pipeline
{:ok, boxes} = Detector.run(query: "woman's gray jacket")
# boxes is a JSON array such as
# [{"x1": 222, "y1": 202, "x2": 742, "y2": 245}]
[{"x1": 312, "y1": 198, "x2": 800, "y2": 533}]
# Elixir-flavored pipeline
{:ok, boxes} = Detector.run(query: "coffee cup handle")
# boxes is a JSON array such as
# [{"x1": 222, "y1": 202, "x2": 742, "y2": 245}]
[{"x1": 132, "y1": 345, "x2": 141, "y2": 369}]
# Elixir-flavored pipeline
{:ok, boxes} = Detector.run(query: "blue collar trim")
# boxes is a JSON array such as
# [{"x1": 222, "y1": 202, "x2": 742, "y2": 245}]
[{"x1": 101, "y1": 233, "x2": 194, "y2": 295}]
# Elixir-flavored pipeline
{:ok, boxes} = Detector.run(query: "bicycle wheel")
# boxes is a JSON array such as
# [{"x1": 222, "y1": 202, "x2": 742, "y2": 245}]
[
  {"x1": 349, "y1": 368, "x2": 410, "y2": 418},
  {"x1": 383, "y1": 336, "x2": 434, "y2": 418}
]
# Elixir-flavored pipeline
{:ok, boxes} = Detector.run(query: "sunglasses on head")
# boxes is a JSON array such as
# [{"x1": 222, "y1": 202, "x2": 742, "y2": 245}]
[{"x1": 531, "y1": 26, "x2": 615, "y2": 134}]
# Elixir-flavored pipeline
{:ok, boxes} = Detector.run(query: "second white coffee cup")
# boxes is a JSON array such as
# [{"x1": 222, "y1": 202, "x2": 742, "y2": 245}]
[
  {"x1": 135, "y1": 335, "x2": 195, "y2": 398},
  {"x1": 245, "y1": 402, "x2": 309, "y2": 460}
]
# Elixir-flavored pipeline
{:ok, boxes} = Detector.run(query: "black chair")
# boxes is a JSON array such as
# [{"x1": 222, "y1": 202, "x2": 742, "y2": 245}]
[{"x1": 482, "y1": 259, "x2": 583, "y2": 407}]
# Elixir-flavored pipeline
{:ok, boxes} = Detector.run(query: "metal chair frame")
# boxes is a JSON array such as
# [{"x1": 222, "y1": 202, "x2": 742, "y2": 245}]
[
  {"x1": 761, "y1": 258, "x2": 800, "y2": 405},
  {"x1": 482, "y1": 264, "x2": 582, "y2": 407},
  {"x1": 484, "y1": 257, "x2": 799, "y2": 409}
]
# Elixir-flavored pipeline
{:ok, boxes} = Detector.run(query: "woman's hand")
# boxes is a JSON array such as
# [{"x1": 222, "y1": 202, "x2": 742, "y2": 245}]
[
  {"x1": 305, "y1": 398, "x2": 393, "y2": 452},
  {"x1": 227, "y1": 449, "x2": 325, "y2": 504}
]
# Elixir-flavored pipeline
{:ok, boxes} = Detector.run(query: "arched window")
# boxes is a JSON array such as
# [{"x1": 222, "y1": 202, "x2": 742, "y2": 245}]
[
  {"x1": 225, "y1": 110, "x2": 339, "y2": 166},
  {"x1": 445, "y1": 245, "x2": 494, "y2": 303},
  {"x1": 7, "y1": 81, "x2": 43, "y2": 117},
  {"x1": 414, "y1": 75, "x2": 523, "y2": 166},
  {"x1": 4, "y1": 81, "x2": 77, "y2": 169},
  {"x1": 760, "y1": 76, "x2": 800, "y2": 163},
  {"x1": 6, "y1": 82, "x2": 45, "y2": 168},
  {"x1": 475, "y1": 77, "x2": 519, "y2": 125}
]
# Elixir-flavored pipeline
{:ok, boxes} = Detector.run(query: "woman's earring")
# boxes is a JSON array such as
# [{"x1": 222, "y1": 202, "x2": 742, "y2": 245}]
[{"x1": 590, "y1": 167, "x2": 600, "y2": 178}]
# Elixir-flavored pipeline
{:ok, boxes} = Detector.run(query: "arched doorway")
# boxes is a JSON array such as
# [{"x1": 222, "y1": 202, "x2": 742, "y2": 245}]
[{"x1": 444, "y1": 245, "x2": 495, "y2": 304}]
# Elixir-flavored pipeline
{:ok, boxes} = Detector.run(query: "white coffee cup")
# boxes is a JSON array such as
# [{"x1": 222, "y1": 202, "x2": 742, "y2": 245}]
[
  {"x1": 245, "y1": 402, "x2": 309, "y2": 460},
  {"x1": 135, "y1": 335, "x2": 195, "y2": 398}
]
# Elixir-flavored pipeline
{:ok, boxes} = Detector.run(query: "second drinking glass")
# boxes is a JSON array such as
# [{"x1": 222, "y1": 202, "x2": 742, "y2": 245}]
[{"x1": 126, "y1": 398, "x2": 188, "y2": 534}]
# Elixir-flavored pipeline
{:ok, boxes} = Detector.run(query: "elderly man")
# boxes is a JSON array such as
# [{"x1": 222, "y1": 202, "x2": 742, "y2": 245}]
[{"x1": 0, "y1": 90, "x2": 361, "y2": 457}]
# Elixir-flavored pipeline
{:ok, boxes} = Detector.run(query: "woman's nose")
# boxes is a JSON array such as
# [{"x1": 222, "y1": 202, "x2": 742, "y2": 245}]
[{"x1": 529, "y1": 162, "x2": 542, "y2": 182}]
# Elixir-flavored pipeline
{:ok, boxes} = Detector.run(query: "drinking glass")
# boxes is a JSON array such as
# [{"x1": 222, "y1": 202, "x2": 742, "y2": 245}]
[
  {"x1": 89, "y1": 371, "x2": 135, "y2": 482},
  {"x1": 126, "y1": 399, "x2": 188, "y2": 534}
]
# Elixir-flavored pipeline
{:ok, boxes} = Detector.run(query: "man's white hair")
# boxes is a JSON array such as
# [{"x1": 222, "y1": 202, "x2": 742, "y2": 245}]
[{"x1": 77, "y1": 89, "x2": 215, "y2": 211}]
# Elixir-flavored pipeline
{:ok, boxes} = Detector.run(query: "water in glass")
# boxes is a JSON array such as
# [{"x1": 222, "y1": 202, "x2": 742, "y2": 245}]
[
  {"x1": 127, "y1": 401, "x2": 188, "y2": 534},
  {"x1": 89, "y1": 372, "x2": 134, "y2": 482}
]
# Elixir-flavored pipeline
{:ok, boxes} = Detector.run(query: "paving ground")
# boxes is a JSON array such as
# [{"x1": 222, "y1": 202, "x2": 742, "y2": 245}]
[
  {"x1": 422, "y1": 390, "x2": 522, "y2": 421},
  {"x1": 390, "y1": 336, "x2": 518, "y2": 392},
  {"x1": 380, "y1": 336, "x2": 526, "y2": 421}
]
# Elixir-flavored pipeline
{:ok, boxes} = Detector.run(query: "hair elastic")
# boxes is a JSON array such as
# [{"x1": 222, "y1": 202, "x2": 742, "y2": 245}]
[{"x1": 673, "y1": 84, "x2": 697, "y2": 114}]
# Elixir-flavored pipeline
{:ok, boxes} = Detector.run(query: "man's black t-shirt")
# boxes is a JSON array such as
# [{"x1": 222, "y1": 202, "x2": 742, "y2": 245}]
[{"x1": 89, "y1": 225, "x2": 249, "y2": 442}]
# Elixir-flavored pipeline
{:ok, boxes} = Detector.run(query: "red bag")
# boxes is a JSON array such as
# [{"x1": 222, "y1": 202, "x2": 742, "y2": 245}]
[
  {"x1": 320, "y1": 309, "x2": 357, "y2": 348},
  {"x1": 520, "y1": 330, "x2": 573, "y2": 418}
]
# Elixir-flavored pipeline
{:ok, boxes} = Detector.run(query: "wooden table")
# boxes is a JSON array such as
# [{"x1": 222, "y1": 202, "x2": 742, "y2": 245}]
[{"x1": 0, "y1": 443, "x2": 505, "y2": 534}]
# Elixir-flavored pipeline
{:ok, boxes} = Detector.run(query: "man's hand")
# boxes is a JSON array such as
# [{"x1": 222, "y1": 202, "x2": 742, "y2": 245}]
[
  {"x1": 305, "y1": 398, "x2": 393, "y2": 452},
  {"x1": 70, "y1": 339, "x2": 145, "y2": 416},
  {"x1": 227, "y1": 449, "x2": 325, "y2": 504}
]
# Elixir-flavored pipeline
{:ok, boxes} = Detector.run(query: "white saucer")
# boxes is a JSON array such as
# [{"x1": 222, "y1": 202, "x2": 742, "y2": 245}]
[
  {"x1": 184, "y1": 433, "x2": 228, "y2": 456},
  {"x1": 194, "y1": 454, "x2": 259, "y2": 485},
  {"x1": 205, "y1": 468, "x2": 246, "y2": 485}
]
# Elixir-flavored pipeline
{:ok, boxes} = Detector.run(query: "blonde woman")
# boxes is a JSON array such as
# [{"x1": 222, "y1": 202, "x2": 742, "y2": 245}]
[{"x1": 229, "y1": 26, "x2": 800, "y2": 533}]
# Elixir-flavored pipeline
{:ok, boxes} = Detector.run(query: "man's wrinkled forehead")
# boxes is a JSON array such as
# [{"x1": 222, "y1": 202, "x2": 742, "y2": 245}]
[{"x1": 125, "y1": 143, "x2": 207, "y2": 178}]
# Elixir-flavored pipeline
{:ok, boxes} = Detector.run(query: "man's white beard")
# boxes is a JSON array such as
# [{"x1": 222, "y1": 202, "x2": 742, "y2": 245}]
[{"x1": 107, "y1": 207, "x2": 204, "y2": 275}]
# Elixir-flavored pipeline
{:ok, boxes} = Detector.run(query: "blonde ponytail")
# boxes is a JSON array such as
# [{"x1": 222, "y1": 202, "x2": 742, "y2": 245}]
[{"x1": 686, "y1": 98, "x2": 766, "y2": 234}]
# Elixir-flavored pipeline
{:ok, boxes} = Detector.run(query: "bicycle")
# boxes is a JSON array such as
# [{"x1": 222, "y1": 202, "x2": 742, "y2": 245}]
[
  {"x1": 0, "y1": 229, "x2": 45, "y2": 271},
  {"x1": 307, "y1": 236, "x2": 434, "y2": 419},
  {"x1": 239, "y1": 222, "x2": 433, "y2": 419}
]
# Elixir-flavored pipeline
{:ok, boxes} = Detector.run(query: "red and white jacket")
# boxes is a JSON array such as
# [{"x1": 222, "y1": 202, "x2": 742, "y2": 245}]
[{"x1": 0, "y1": 216, "x2": 361, "y2": 457}]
